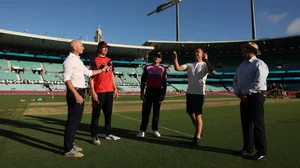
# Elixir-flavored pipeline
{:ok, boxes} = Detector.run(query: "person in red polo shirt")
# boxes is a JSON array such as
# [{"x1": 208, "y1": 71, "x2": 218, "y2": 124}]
[{"x1": 89, "y1": 41, "x2": 120, "y2": 145}]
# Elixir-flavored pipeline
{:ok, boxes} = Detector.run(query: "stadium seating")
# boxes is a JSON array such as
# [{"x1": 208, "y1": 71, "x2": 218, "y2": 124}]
[
  {"x1": 10, "y1": 60, "x2": 41, "y2": 69},
  {"x1": 0, "y1": 71, "x2": 18, "y2": 80},
  {"x1": 172, "y1": 84, "x2": 188, "y2": 91},
  {"x1": 0, "y1": 84, "x2": 45, "y2": 91},
  {"x1": 1, "y1": 53, "x2": 300, "y2": 93},
  {"x1": 19, "y1": 72, "x2": 41, "y2": 81},
  {"x1": 134, "y1": 66, "x2": 144, "y2": 75},
  {"x1": 117, "y1": 86, "x2": 140, "y2": 92},
  {"x1": 114, "y1": 76, "x2": 123, "y2": 85},
  {"x1": 43, "y1": 62, "x2": 63, "y2": 72},
  {"x1": 206, "y1": 84, "x2": 226, "y2": 92},
  {"x1": 43, "y1": 73, "x2": 62, "y2": 81},
  {"x1": 0, "y1": 59, "x2": 9, "y2": 70},
  {"x1": 49, "y1": 84, "x2": 66, "y2": 91},
  {"x1": 114, "y1": 67, "x2": 139, "y2": 84}
]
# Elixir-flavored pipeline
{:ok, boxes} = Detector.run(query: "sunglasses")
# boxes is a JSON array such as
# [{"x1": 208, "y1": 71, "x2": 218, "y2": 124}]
[{"x1": 156, "y1": 55, "x2": 162, "y2": 58}]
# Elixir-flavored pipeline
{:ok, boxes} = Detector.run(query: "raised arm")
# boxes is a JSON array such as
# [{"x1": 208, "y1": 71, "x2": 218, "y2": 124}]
[
  {"x1": 172, "y1": 51, "x2": 185, "y2": 71},
  {"x1": 203, "y1": 53, "x2": 216, "y2": 76}
]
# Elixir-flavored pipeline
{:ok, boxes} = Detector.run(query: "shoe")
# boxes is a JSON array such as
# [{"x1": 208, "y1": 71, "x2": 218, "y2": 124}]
[
  {"x1": 195, "y1": 138, "x2": 201, "y2": 146},
  {"x1": 73, "y1": 145, "x2": 83, "y2": 152},
  {"x1": 64, "y1": 148, "x2": 84, "y2": 158},
  {"x1": 237, "y1": 149, "x2": 254, "y2": 156},
  {"x1": 250, "y1": 154, "x2": 267, "y2": 160},
  {"x1": 153, "y1": 131, "x2": 161, "y2": 137},
  {"x1": 136, "y1": 131, "x2": 145, "y2": 138},
  {"x1": 92, "y1": 136, "x2": 101, "y2": 145},
  {"x1": 105, "y1": 134, "x2": 121, "y2": 140},
  {"x1": 192, "y1": 136, "x2": 201, "y2": 146}
]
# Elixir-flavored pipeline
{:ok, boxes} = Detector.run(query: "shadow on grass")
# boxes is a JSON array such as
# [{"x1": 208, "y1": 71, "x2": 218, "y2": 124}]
[
  {"x1": 0, "y1": 117, "x2": 89, "y2": 155},
  {"x1": 22, "y1": 115, "x2": 240, "y2": 157},
  {"x1": 0, "y1": 128, "x2": 62, "y2": 155}
]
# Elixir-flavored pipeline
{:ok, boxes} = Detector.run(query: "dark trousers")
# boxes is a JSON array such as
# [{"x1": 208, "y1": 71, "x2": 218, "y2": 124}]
[
  {"x1": 240, "y1": 93, "x2": 267, "y2": 156},
  {"x1": 90, "y1": 92, "x2": 114, "y2": 137},
  {"x1": 140, "y1": 89, "x2": 162, "y2": 132},
  {"x1": 64, "y1": 88, "x2": 85, "y2": 153}
]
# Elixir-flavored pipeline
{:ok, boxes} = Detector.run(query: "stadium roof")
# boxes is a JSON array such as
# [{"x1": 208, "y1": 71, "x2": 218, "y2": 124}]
[
  {"x1": 143, "y1": 35, "x2": 300, "y2": 55},
  {"x1": 0, "y1": 29, "x2": 154, "y2": 58}
]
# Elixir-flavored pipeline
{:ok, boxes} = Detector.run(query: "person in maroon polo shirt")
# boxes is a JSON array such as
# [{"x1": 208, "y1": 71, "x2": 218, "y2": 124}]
[
  {"x1": 89, "y1": 41, "x2": 120, "y2": 145},
  {"x1": 137, "y1": 52, "x2": 167, "y2": 138}
]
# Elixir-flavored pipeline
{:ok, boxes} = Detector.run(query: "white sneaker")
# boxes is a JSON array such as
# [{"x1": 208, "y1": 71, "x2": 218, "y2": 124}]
[
  {"x1": 73, "y1": 145, "x2": 83, "y2": 152},
  {"x1": 64, "y1": 148, "x2": 84, "y2": 158},
  {"x1": 105, "y1": 134, "x2": 121, "y2": 140},
  {"x1": 92, "y1": 136, "x2": 101, "y2": 145},
  {"x1": 136, "y1": 131, "x2": 145, "y2": 138},
  {"x1": 153, "y1": 131, "x2": 161, "y2": 137}
]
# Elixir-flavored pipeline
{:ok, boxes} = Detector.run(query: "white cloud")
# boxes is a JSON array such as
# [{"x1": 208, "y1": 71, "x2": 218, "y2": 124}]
[
  {"x1": 260, "y1": 11, "x2": 269, "y2": 17},
  {"x1": 266, "y1": 12, "x2": 288, "y2": 24},
  {"x1": 286, "y1": 17, "x2": 300, "y2": 35}
]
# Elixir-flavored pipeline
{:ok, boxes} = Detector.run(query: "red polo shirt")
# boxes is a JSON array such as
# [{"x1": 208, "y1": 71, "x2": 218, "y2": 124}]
[{"x1": 91, "y1": 56, "x2": 114, "y2": 93}]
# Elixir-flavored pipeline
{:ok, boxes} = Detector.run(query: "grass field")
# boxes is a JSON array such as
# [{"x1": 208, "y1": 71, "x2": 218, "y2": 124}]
[{"x1": 0, "y1": 94, "x2": 300, "y2": 168}]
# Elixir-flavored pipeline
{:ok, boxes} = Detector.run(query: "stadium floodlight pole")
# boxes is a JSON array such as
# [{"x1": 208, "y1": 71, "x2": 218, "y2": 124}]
[
  {"x1": 251, "y1": 0, "x2": 257, "y2": 40},
  {"x1": 147, "y1": 0, "x2": 182, "y2": 41},
  {"x1": 176, "y1": 3, "x2": 180, "y2": 41}
]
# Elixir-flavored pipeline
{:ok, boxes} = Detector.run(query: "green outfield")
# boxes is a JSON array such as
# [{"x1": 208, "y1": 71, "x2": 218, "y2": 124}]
[{"x1": 0, "y1": 94, "x2": 299, "y2": 168}]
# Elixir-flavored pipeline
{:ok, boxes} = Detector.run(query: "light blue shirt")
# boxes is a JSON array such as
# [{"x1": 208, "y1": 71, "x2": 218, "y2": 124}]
[{"x1": 233, "y1": 56, "x2": 269, "y2": 95}]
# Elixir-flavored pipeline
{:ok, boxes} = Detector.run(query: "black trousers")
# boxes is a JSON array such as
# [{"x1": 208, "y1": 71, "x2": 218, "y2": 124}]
[
  {"x1": 90, "y1": 92, "x2": 114, "y2": 137},
  {"x1": 240, "y1": 93, "x2": 267, "y2": 156},
  {"x1": 64, "y1": 88, "x2": 85, "y2": 153},
  {"x1": 140, "y1": 89, "x2": 162, "y2": 132}
]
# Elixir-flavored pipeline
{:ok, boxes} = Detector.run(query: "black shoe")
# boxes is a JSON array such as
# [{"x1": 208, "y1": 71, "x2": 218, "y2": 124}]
[
  {"x1": 250, "y1": 154, "x2": 267, "y2": 161},
  {"x1": 196, "y1": 138, "x2": 200, "y2": 146},
  {"x1": 192, "y1": 137, "x2": 200, "y2": 146},
  {"x1": 237, "y1": 149, "x2": 254, "y2": 156}
]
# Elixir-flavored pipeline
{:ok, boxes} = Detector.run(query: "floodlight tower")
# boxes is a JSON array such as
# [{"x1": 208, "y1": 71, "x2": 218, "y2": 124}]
[
  {"x1": 251, "y1": 0, "x2": 256, "y2": 40},
  {"x1": 148, "y1": 0, "x2": 182, "y2": 41}
]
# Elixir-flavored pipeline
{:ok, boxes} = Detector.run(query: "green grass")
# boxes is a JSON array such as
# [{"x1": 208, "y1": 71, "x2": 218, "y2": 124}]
[{"x1": 0, "y1": 95, "x2": 300, "y2": 168}]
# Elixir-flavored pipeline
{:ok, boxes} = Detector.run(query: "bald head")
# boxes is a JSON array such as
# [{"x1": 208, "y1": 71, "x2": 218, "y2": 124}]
[
  {"x1": 70, "y1": 40, "x2": 84, "y2": 55},
  {"x1": 70, "y1": 40, "x2": 82, "y2": 48}
]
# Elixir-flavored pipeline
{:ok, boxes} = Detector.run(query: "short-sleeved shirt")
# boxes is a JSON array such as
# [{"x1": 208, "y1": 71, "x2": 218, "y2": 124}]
[
  {"x1": 182, "y1": 62, "x2": 208, "y2": 95},
  {"x1": 90, "y1": 56, "x2": 114, "y2": 93}
]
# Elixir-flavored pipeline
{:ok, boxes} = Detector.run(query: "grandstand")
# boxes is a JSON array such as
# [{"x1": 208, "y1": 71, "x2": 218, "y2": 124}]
[
  {"x1": 143, "y1": 38, "x2": 300, "y2": 94},
  {"x1": 0, "y1": 28, "x2": 300, "y2": 94}
]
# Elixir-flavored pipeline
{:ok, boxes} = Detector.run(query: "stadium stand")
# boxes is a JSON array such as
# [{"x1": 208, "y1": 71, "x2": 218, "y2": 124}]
[
  {"x1": 114, "y1": 67, "x2": 139, "y2": 84},
  {"x1": 0, "y1": 71, "x2": 18, "y2": 80},
  {"x1": 43, "y1": 62, "x2": 63, "y2": 73},
  {"x1": 10, "y1": 60, "x2": 41, "y2": 69},
  {"x1": 1, "y1": 29, "x2": 300, "y2": 95},
  {"x1": 0, "y1": 59, "x2": 9, "y2": 70},
  {"x1": 19, "y1": 71, "x2": 41, "y2": 81}
]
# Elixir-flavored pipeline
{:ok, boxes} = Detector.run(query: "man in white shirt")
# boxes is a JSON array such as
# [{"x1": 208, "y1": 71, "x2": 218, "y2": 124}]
[
  {"x1": 172, "y1": 48, "x2": 215, "y2": 145},
  {"x1": 63, "y1": 40, "x2": 107, "y2": 158}
]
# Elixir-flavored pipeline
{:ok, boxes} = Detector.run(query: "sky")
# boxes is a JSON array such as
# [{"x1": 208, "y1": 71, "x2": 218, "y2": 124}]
[{"x1": 0, "y1": 0, "x2": 300, "y2": 45}]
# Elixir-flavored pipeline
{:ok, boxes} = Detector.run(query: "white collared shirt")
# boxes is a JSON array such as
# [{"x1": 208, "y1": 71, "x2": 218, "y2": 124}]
[
  {"x1": 63, "y1": 52, "x2": 92, "y2": 88},
  {"x1": 233, "y1": 56, "x2": 269, "y2": 95}
]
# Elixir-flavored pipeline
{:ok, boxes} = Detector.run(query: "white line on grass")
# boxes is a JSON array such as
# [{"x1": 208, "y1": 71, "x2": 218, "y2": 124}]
[{"x1": 113, "y1": 113, "x2": 193, "y2": 138}]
